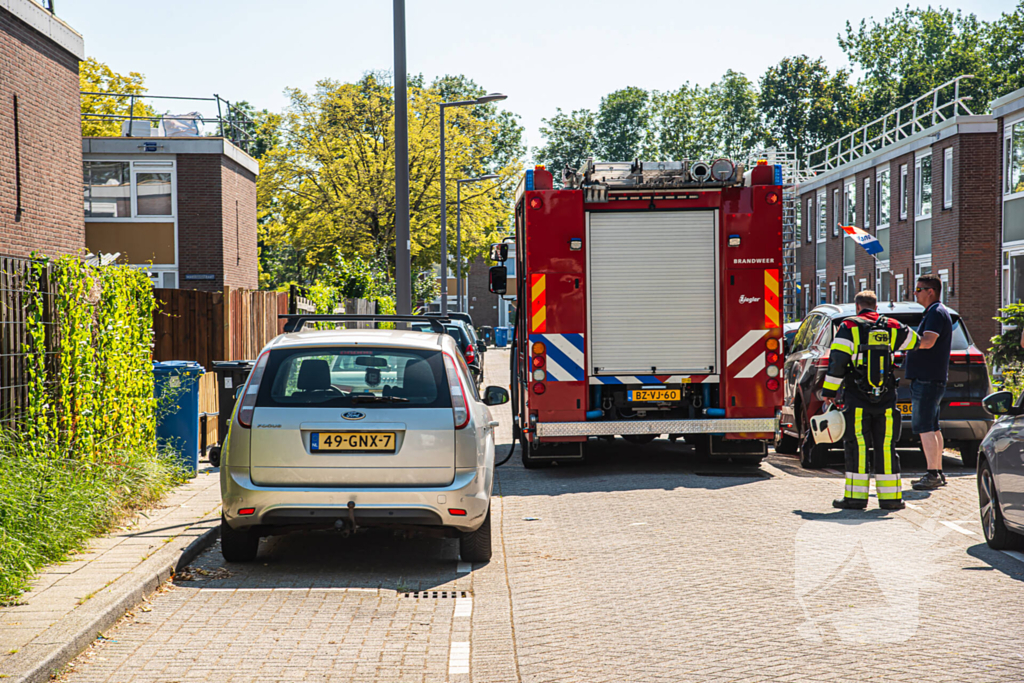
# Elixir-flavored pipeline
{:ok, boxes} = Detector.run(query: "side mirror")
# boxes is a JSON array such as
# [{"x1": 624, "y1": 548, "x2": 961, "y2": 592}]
[
  {"x1": 483, "y1": 385, "x2": 509, "y2": 406},
  {"x1": 490, "y1": 243, "x2": 509, "y2": 262},
  {"x1": 488, "y1": 266, "x2": 507, "y2": 294},
  {"x1": 983, "y1": 390, "x2": 1023, "y2": 416}
]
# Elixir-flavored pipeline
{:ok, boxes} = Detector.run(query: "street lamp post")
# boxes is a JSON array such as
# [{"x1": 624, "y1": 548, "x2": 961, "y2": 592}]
[
  {"x1": 439, "y1": 92, "x2": 507, "y2": 315},
  {"x1": 456, "y1": 174, "x2": 500, "y2": 313}
]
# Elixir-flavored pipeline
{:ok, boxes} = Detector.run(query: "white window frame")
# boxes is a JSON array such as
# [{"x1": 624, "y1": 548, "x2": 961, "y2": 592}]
[
  {"x1": 84, "y1": 157, "x2": 179, "y2": 286},
  {"x1": 829, "y1": 281, "x2": 837, "y2": 305},
  {"x1": 943, "y1": 147, "x2": 953, "y2": 209},
  {"x1": 806, "y1": 197, "x2": 814, "y2": 243},
  {"x1": 875, "y1": 265, "x2": 891, "y2": 302},
  {"x1": 876, "y1": 167, "x2": 891, "y2": 229},
  {"x1": 895, "y1": 273, "x2": 905, "y2": 302},
  {"x1": 843, "y1": 179, "x2": 856, "y2": 227},
  {"x1": 842, "y1": 266, "x2": 856, "y2": 303},
  {"x1": 816, "y1": 191, "x2": 827, "y2": 242},
  {"x1": 915, "y1": 151, "x2": 932, "y2": 219},
  {"x1": 899, "y1": 164, "x2": 908, "y2": 220},
  {"x1": 795, "y1": 200, "x2": 801, "y2": 250},
  {"x1": 938, "y1": 268, "x2": 950, "y2": 303},
  {"x1": 1006, "y1": 117, "x2": 1024, "y2": 199},
  {"x1": 816, "y1": 271, "x2": 827, "y2": 306},
  {"x1": 832, "y1": 188, "x2": 840, "y2": 237},
  {"x1": 863, "y1": 177, "x2": 871, "y2": 230}
]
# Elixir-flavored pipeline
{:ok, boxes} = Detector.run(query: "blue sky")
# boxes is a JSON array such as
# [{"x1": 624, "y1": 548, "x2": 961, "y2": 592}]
[{"x1": 63, "y1": 0, "x2": 1012, "y2": 155}]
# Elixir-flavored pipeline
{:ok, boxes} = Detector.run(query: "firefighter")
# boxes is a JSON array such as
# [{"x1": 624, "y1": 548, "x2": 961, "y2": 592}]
[{"x1": 822, "y1": 290, "x2": 920, "y2": 511}]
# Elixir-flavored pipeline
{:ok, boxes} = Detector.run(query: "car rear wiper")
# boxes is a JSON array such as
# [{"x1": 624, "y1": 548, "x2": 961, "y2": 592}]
[{"x1": 351, "y1": 395, "x2": 410, "y2": 403}]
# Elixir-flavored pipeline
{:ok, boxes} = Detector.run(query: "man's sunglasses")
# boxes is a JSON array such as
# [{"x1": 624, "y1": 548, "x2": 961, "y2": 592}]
[{"x1": 915, "y1": 287, "x2": 934, "y2": 293}]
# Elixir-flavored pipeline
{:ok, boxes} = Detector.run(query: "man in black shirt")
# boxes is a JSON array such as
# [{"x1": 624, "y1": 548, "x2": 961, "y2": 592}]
[{"x1": 906, "y1": 276, "x2": 953, "y2": 491}]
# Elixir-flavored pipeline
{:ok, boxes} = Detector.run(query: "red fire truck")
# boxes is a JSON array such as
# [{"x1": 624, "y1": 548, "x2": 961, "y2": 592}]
[{"x1": 489, "y1": 158, "x2": 785, "y2": 467}]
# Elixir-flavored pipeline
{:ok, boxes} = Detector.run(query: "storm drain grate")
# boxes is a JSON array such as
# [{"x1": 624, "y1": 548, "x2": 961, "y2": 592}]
[{"x1": 402, "y1": 590, "x2": 469, "y2": 599}]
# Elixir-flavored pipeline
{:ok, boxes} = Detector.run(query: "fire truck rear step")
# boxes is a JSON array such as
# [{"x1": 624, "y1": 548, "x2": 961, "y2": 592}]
[{"x1": 534, "y1": 418, "x2": 777, "y2": 438}]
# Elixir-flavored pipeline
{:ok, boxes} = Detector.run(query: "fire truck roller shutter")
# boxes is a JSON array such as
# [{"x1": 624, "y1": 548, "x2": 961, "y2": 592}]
[{"x1": 588, "y1": 210, "x2": 717, "y2": 375}]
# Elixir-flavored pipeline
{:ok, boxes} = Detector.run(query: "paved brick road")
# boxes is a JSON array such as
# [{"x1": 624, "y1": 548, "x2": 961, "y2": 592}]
[{"x1": 59, "y1": 350, "x2": 1024, "y2": 683}]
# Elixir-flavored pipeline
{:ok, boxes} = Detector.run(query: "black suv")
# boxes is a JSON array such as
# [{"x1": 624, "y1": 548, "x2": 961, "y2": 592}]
[{"x1": 777, "y1": 302, "x2": 991, "y2": 469}]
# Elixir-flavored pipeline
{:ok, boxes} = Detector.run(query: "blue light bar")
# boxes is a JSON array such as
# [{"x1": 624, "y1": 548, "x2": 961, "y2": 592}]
[
  {"x1": 525, "y1": 169, "x2": 535, "y2": 191},
  {"x1": 773, "y1": 165, "x2": 783, "y2": 185}
]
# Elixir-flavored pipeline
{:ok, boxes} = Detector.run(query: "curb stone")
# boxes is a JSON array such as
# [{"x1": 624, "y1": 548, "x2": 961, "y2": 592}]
[{"x1": 0, "y1": 517, "x2": 219, "y2": 683}]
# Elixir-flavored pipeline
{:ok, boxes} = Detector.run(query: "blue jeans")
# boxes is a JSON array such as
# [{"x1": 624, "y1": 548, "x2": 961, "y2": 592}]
[{"x1": 910, "y1": 379, "x2": 945, "y2": 434}]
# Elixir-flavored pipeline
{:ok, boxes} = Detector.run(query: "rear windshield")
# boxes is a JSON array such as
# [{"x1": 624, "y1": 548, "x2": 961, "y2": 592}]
[
  {"x1": 256, "y1": 347, "x2": 451, "y2": 408},
  {"x1": 836, "y1": 314, "x2": 971, "y2": 351}
]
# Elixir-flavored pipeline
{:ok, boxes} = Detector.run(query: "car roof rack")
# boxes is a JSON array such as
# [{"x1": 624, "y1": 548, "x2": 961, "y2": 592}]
[{"x1": 279, "y1": 314, "x2": 451, "y2": 334}]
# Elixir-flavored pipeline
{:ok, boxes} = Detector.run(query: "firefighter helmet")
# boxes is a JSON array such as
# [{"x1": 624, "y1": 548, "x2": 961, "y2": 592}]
[{"x1": 810, "y1": 406, "x2": 845, "y2": 444}]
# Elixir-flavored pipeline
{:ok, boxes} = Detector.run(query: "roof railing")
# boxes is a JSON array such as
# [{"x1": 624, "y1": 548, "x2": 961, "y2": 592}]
[
  {"x1": 80, "y1": 91, "x2": 256, "y2": 155},
  {"x1": 805, "y1": 75, "x2": 976, "y2": 174}
]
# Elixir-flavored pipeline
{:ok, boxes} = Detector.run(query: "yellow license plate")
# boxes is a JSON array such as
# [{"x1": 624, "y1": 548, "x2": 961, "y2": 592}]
[
  {"x1": 897, "y1": 402, "x2": 912, "y2": 415},
  {"x1": 628, "y1": 389, "x2": 681, "y2": 402},
  {"x1": 312, "y1": 432, "x2": 396, "y2": 452}
]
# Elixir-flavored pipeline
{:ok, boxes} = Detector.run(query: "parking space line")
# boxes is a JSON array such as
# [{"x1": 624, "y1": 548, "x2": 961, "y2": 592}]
[
  {"x1": 454, "y1": 597, "x2": 473, "y2": 617},
  {"x1": 448, "y1": 641, "x2": 470, "y2": 675},
  {"x1": 940, "y1": 521, "x2": 978, "y2": 536},
  {"x1": 904, "y1": 502, "x2": 922, "y2": 510}
]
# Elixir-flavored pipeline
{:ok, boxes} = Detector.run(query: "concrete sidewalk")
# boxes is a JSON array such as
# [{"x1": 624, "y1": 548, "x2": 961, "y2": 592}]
[{"x1": 0, "y1": 467, "x2": 222, "y2": 683}]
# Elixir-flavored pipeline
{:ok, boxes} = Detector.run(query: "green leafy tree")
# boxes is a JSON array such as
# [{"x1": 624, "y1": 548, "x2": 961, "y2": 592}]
[
  {"x1": 223, "y1": 100, "x2": 282, "y2": 160},
  {"x1": 838, "y1": 6, "x2": 993, "y2": 122},
  {"x1": 533, "y1": 108, "x2": 598, "y2": 184},
  {"x1": 79, "y1": 57, "x2": 155, "y2": 137},
  {"x1": 706, "y1": 70, "x2": 764, "y2": 159},
  {"x1": 257, "y1": 72, "x2": 519, "y2": 288},
  {"x1": 759, "y1": 55, "x2": 861, "y2": 158},
  {"x1": 987, "y1": 1, "x2": 1024, "y2": 99},
  {"x1": 596, "y1": 86, "x2": 658, "y2": 161}
]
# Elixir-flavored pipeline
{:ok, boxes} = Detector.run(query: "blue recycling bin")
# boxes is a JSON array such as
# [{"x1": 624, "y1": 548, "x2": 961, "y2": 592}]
[
  {"x1": 495, "y1": 327, "x2": 509, "y2": 348},
  {"x1": 153, "y1": 361, "x2": 205, "y2": 475}
]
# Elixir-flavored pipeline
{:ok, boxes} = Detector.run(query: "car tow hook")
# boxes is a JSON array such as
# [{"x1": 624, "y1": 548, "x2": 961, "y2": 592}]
[{"x1": 347, "y1": 501, "x2": 359, "y2": 535}]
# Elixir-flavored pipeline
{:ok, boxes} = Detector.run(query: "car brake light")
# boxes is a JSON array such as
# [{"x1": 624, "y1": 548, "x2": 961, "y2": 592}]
[
  {"x1": 443, "y1": 353, "x2": 470, "y2": 429},
  {"x1": 948, "y1": 401, "x2": 982, "y2": 407},
  {"x1": 765, "y1": 191, "x2": 779, "y2": 205},
  {"x1": 532, "y1": 355, "x2": 545, "y2": 369},
  {"x1": 766, "y1": 378, "x2": 780, "y2": 391},
  {"x1": 238, "y1": 508, "x2": 255, "y2": 516},
  {"x1": 532, "y1": 382, "x2": 546, "y2": 394},
  {"x1": 530, "y1": 196, "x2": 543, "y2": 209},
  {"x1": 767, "y1": 352, "x2": 779, "y2": 364},
  {"x1": 236, "y1": 351, "x2": 271, "y2": 429},
  {"x1": 448, "y1": 508, "x2": 467, "y2": 516},
  {"x1": 465, "y1": 344, "x2": 475, "y2": 364}
]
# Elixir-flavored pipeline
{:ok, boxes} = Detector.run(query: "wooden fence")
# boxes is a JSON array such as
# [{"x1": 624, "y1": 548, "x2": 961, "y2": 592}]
[{"x1": 152, "y1": 287, "x2": 289, "y2": 369}]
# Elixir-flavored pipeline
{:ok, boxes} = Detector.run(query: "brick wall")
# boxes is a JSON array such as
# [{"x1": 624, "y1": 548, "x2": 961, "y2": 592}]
[
  {"x1": 0, "y1": 9, "x2": 83, "y2": 257},
  {"x1": 176, "y1": 152, "x2": 258, "y2": 291},
  {"x1": 219, "y1": 156, "x2": 258, "y2": 289},
  {"x1": 950, "y1": 133, "x2": 1000, "y2": 347},
  {"x1": 176, "y1": 154, "x2": 223, "y2": 292}
]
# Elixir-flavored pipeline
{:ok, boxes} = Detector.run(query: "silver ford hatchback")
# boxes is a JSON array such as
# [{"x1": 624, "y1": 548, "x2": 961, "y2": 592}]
[{"x1": 219, "y1": 315, "x2": 508, "y2": 563}]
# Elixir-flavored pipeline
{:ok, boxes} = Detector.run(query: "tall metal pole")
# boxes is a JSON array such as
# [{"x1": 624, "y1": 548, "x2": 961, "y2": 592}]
[
  {"x1": 456, "y1": 180, "x2": 462, "y2": 313},
  {"x1": 393, "y1": 0, "x2": 411, "y2": 315},
  {"x1": 439, "y1": 105, "x2": 448, "y2": 315}
]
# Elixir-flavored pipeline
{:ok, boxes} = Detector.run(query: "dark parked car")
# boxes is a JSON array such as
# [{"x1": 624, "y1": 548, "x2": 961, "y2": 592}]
[
  {"x1": 412, "y1": 319, "x2": 483, "y2": 386},
  {"x1": 977, "y1": 390, "x2": 1024, "y2": 549},
  {"x1": 776, "y1": 302, "x2": 991, "y2": 469},
  {"x1": 782, "y1": 321, "x2": 800, "y2": 355}
]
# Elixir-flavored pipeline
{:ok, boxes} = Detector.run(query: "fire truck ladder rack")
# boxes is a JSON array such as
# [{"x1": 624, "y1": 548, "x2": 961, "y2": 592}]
[{"x1": 746, "y1": 149, "x2": 813, "y2": 323}]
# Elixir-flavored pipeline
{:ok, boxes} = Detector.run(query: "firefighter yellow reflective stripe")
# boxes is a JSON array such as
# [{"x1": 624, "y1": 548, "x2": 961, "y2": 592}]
[
  {"x1": 855, "y1": 408, "x2": 866, "y2": 475},
  {"x1": 850, "y1": 327, "x2": 861, "y2": 359},
  {"x1": 845, "y1": 479, "x2": 870, "y2": 499},
  {"x1": 883, "y1": 408, "x2": 894, "y2": 475},
  {"x1": 876, "y1": 469, "x2": 902, "y2": 499},
  {"x1": 899, "y1": 329, "x2": 920, "y2": 351},
  {"x1": 830, "y1": 337, "x2": 855, "y2": 355},
  {"x1": 823, "y1": 374, "x2": 843, "y2": 391}
]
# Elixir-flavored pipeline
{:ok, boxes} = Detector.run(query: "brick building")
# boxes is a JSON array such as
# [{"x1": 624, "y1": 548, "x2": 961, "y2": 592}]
[
  {"x1": 796, "y1": 89, "x2": 1003, "y2": 346},
  {"x1": 82, "y1": 136, "x2": 259, "y2": 291},
  {"x1": 1, "y1": 0, "x2": 85, "y2": 257}
]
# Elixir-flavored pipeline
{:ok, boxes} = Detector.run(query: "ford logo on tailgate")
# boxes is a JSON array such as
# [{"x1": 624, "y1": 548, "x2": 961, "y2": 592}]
[{"x1": 342, "y1": 411, "x2": 365, "y2": 420}]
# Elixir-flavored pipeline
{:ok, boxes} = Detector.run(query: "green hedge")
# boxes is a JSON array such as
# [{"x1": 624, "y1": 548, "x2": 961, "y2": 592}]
[{"x1": 0, "y1": 255, "x2": 182, "y2": 602}]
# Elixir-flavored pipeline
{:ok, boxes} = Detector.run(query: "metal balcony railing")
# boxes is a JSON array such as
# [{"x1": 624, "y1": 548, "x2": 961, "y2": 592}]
[
  {"x1": 805, "y1": 75, "x2": 977, "y2": 174},
  {"x1": 80, "y1": 92, "x2": 257, "y2": 156}
]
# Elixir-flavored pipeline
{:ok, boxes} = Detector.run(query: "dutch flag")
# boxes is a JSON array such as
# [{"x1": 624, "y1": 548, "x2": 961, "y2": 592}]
[{"x1": 840, "y1": 224, "x2": 884, "y2": 256}]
